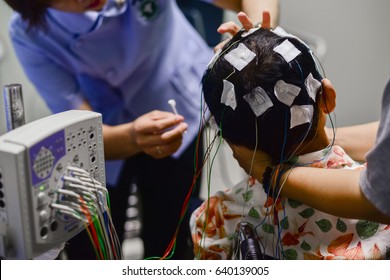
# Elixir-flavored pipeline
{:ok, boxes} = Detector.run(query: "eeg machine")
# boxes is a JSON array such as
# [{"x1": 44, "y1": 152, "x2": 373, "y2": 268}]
[{"x1": 0, "y1": 110, "x2": 108, "y2": 259}]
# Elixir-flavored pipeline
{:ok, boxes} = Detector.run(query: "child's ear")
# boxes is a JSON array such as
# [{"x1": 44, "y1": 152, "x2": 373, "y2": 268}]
[{"x1": 319, "y1": 78, "x2": 336, "y2": 114}]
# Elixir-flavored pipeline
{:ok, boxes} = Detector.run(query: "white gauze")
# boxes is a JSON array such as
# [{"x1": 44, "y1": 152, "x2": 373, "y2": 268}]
[
  {"x1": 243, "y1": 86, "x2": 273, "y2": 117},
  {"x1": 273, "y1": 39, "x2": 301, "y2": 63},
  {"x1": 224, "y1": 43, "x2": 256, "y2": 71},
  {"x1": 274, "y1": 80, "x2": 301, "y2": 106},
  {"x1": 272, "y1": 26, "x2": 289, "y2": 37},
  {"x1": 305, "y1": 73, "x2": 322, "y2": 101},
  {"x1": 242, "y1": 27, "x2": 260, "y2": 38},
  {"x1": 272, "y1": 26, "x2": 312, "y2": 51},
  {"x1": 290, "y1": 104, "x2": 314, "y2": 129},
  {"x1": 273, "y1": 27, "x2": 319, "y2": 72},
  {"x1": 221, "y1": 79, "x2": 237, "y2": 110}
]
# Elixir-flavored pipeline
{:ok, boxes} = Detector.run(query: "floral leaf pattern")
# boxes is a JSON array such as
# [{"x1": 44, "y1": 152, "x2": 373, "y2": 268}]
[
  {"x1": 301, "y1": 240, "x2": 311, "y2": 251},
  {"x1": 262, "y1": 223, "x2": 275, "y2": 234},
  {"x1": 356, "y1": 220, "x2": 379, "y2": 239},
  {"x1": 283, "y1": 249, "x2": 298, "y2": 260},
  {"x1": 336, "y1": 218, "x2": 347, "y2": 233},
  {"x1": 280, "y1": 217, "x2": 289, "y2": 230},
  {"x1": 234, "y1": 187, "x2": 243, "y2": 195},
  {"x1": 298, "y1": 208, "x2": 315, "y2": 219},
  {"x1": 248, "y1": 207, "x2": 260, "y2": 219},
  {"x1": 288, "y1": 199, "x2": 302, "y2": 208},
  {"x1": 316, "y1": 219, "x2": 333, "y2": 233},
  {"x1": 242, "y1": 190, "x2": 253, "y2": 202}
]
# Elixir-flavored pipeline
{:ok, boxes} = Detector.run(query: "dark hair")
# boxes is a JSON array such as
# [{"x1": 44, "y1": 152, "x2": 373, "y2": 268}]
[
  {"x1": 202, "y1": 28, "x2": 323, "y2": 161},
  {"x1": 4, "y1": 0, "x2": 51, "y2": 30}
]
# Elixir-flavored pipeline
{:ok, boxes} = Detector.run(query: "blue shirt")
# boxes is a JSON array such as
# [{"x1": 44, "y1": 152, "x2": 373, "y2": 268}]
[
  {"x1": 360, "y1": 78, "x2": 390, "y2": 217},
  {"x1": 9, "y1": 0, "x2": 213, "y2": 185}
]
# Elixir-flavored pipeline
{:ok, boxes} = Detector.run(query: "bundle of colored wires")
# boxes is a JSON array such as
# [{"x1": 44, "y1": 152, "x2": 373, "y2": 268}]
[{"x1": 51, "y1": 166, "x2": 123, "y2": 260}]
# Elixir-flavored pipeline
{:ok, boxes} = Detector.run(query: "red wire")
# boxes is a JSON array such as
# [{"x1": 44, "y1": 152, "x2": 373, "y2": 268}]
[
  {"x1": 161, "y1": 117, "x2": 213, "y2": 259},
  {"x1": 80, "y1": 197, "x2": 103, "y2": 259}
]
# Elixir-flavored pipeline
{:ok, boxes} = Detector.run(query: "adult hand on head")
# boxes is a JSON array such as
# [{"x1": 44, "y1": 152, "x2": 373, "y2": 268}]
[
  {"x1": 214, "y1": 11, "x2": 271, "y2": 52},
  {"x1": 131, "y1": 110, "x2": 188, "y2": 159},
  {"x1": 228, "y1": 142, "x2": 273, "y2": 181}
]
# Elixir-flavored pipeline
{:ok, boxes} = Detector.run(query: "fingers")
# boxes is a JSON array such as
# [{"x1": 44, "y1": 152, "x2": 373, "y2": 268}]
[
  {"x1": 214, "y1": 10, "x2": 272, "y2": 54},
  {"x1": 237, "y1": 11, "x2": 253, "y2": 31},
  {"x1": 217, "y1": 9, "x2": 272, "y2": 36},
  {"x1": 144, "y1": 127, "x2": 186, "y2": 158},
  {"x1": 237, "y1": 10, "x2": 271, "y2": 29},
  {"x1": 138, "y1": 121, "x2": 187, "y2": 145},
  {"x1": 132, "y1": 110, "x2": 189, "y2": 158},
  {"x1": 160, "y1": 122, "x2": 188, "y2": 140},
  {"x1": 261, "y1": 10, "x2": 271, "y2": 29},
  {"x1": 217, "y1": 21, "x2": 241, "y2": 36},
  {"x1": 218, "y1": 10, "x2": 271, "y2": 35},
  {"x1": 218, "y1": 11, "x2": 262, "y2": 35},
  {"x1": 214, "y1": 13, "x2": 252, "y2": 53},
  {"x1": 216, "y1": 12, "x2": 254, "y2": 35},
  {"x1": 134, "y1": 110, "x2": 184, "y2": 134}
]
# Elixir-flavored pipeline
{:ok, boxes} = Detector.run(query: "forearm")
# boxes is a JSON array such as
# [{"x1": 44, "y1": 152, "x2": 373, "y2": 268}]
[
  {"x1": 102, "y1": 123, "x2": 141, "y2": 160},
  {"x1": 279, "y1": 167, "x2": 390, "y2": 224},
  {"x1": 328, "y1": 121, "x2": 379, "y2": 162}
]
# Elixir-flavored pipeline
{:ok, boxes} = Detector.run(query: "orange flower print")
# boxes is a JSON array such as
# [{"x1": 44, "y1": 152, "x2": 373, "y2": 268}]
[
  {"x1": 303, "y1": 233, "x2": 383, "y2": 260},
  {"x1": 282, "y1": 220, "x2": 314, "y2": 246}
]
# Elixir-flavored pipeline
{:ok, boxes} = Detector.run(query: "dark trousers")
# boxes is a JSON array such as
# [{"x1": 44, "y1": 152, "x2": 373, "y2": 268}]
[{"x1": 65, "y1": 136, "x2": 203, "y2": 260}]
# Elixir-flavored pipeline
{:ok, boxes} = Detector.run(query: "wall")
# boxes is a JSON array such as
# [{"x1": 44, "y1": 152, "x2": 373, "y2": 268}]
[{"x1": 279, "y1": 0, "x2": 390, "y2": 126}]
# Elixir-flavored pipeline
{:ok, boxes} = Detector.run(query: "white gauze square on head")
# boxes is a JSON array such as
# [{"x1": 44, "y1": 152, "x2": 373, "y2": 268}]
[
  {"x1": 290, "y1": 104, "x2": 314, "y2": 129},
  {"x1": 224, "y1": 43, "x2": 256, "y2": 71},
  {"x1": 221, "y1": 79, "x2": 237, "y2": 110},
  {"x1": 273, "y1": 39, "x2": 301, "y2": 63},
  {"x1": 274, "y1": 80, "x2": 301, "y2": 106},
  {"x1": 243, "y1": 86, "x2": 273, "y2": 117},
  {"x1": 305, "y1": 73, "x2": 322, "y2": 101},
  {"x1": 273, "y1": 27, "x2": 311, "y2": 50},
  {"x1": 272, "y1": 26, "x2": 289, "y2": 37},
  {"x1": 242, "y1": 27, "x2": 259, "y2": 37}
]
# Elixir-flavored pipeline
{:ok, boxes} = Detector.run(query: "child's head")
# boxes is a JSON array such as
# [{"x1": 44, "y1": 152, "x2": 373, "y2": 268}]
[{"x1": 202, "y1": 27, "x2": 334, "y2": 160}]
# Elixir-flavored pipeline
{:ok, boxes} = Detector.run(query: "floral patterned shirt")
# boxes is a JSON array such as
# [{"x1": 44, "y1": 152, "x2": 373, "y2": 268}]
[{"x1": 190, "y1": 146, "x2": 390, "y2": 260}]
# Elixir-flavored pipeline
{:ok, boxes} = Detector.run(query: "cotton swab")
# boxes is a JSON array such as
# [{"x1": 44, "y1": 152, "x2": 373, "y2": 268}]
[{"x1": 168, "y1": 99, "x2": 178, "y2": 115}]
